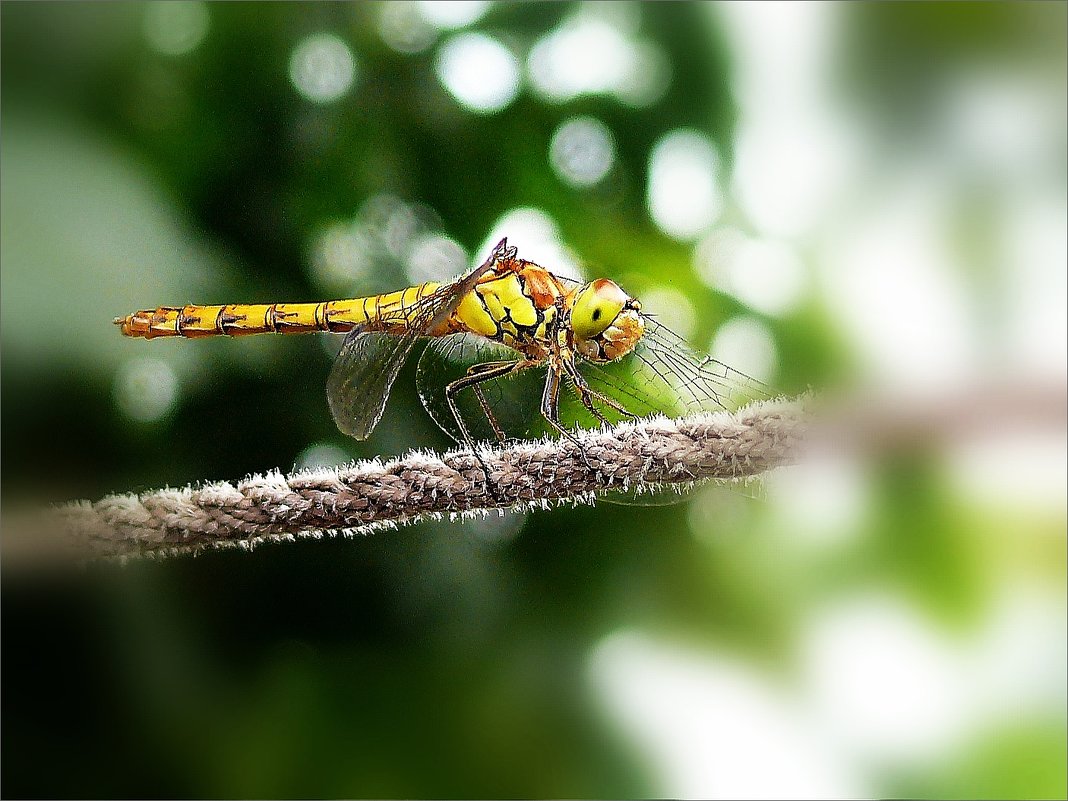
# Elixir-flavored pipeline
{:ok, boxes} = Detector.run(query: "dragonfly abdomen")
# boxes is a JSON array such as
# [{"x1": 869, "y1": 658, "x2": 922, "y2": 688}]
[{"x1": 115, "y1": 283, "x2": 442, "y2": 339}]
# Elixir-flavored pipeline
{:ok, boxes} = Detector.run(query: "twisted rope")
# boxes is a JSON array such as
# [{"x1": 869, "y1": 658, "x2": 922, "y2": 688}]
[{"x1": 36, "y1": 398, "x2": 806, "y2": 561}]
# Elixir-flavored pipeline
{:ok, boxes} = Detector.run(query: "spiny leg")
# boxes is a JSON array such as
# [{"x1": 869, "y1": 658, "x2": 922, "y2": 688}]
[
  {"x1": 563, "y1": 360, "x2": 640, "y2": 423},
  {"x1": 569, "y1": 378, "x2": 612, "y2": 426},
  {"x1": 576, "y1": 388, "x2": 612, "y2": 426},
  {"x1": 563, "y1": 364, "x2": 611, "y2": 426},
  {"x1": 464, "y1": 360, "x2": 517, "y2": 443},
  {"x1": 541, "y1": 365, "x2": 595, "y2": 469},
  {"x1": 445, "y1": 360, "x2": 528, "y2": 499},
  {"x1": 472, "y1": 385, "x2": 506, "y2": 442},
  {"x1": 445, "y1": 361, "x2": 521, "y2": 447}
]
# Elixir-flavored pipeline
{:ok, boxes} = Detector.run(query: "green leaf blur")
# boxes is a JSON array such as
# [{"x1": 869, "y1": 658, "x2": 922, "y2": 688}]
[{"x1": 2, "y1": 2, "x2": 1065, "y2": 798}]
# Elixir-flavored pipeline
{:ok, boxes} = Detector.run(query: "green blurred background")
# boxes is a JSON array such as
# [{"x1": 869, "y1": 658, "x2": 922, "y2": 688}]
[{"x1": 2, "y1": 2, "x2": 1065, "y2": 798}]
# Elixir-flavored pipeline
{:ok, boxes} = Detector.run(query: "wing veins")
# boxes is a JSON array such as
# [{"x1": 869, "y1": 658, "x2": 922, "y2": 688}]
[{"x1": 327, "y1": 252, "x2": 503, "y2": 440}]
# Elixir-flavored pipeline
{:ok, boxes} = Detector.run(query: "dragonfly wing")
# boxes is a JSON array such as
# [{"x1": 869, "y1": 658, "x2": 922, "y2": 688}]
[
  {"x1": 327, "y1": 242, "x2": 512, "y2": 440},
  {"x1": 416, "y1": 333, "x2": 548, "y2": 444},
  {"x1": 577, "y1": 317, "x2": 769, "y2": 421},
  {"x1": 575, "y1": 317, "x2": 771, "y2": 506},
  {"x1": 637, "y1": 317, "x2": 769, "y2": 411},
  {"x1": 327, "y1": 327, "x2": 421, "y2": 440}
]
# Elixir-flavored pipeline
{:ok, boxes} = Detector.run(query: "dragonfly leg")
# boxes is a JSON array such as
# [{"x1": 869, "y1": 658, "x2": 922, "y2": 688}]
[
  {"x1": 464, "y1": 359, "x2": 519, "y2": 443},
  {"x1": 445, "y1": 359, "x2": 534, "y2": 501},
  {"x1": 570, "y1": 380, "x2": 612, "y2": 426},
  {"x1": 563, "y1": 360, "x2": 640, "y2": 422},
  {"x1": 541, "y1": 366, "x2": 596, "y2": 469},
  {"x1": 472, "y1": 385, "x2": 506, "y2": 442},
  {"x1": 445, "y1": 361, "x2": 522, "y2": 447}
]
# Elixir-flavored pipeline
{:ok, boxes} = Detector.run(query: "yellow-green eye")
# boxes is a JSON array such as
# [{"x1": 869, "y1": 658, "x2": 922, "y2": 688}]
[{"x1": 571, "y1": 279, "x2": 628, "y2": 340}]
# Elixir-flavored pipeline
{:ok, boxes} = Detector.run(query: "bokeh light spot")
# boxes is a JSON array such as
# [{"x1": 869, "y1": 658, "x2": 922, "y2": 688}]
[
  {"x1": 143, "y1": 1, "x2": 209, "y2": 56},
  {"x1": 819, "y1": 181, "x2": 977, "y2": 388},
  {"x1": 709, "y1": 316, "x2": 778, "y2": 383},
  {"x1": 616, "y1": 40, "x2": 672, "y2": 108},
  {"x1": 417, "y1": 0, "x2": 490, "y2": 30},
  {"x1": 549, "y1": 116, "x2": 616, "y2": 188},
  {"x1": 310, "y1": 222, "x2": 373, "y2": 293},
  {"x1": 527, "y1": 14, "x2": 670, "y2": 107},
  {"x1": 765, "y1": 457, "x2": 869, "y2": 548},
  {"x1": 113, "y1": 358, "x2": 179, "y2": 423},
  {"x1": 407, "y1": 233, "x2": 468, "y2": 283},
  {"x1": 295, "y1": 442, "x2": 351, "y2": 470},
  {"x1": 640, "y1": 286, "x2": 698, "y2": 342},
  {"x1": 378, "y1": 1, "x2": 437, "y2": 54},
  {"x1": 696, "y1": 231, "x2": 806, "y2": 316},
  {"x1": 289, "y1": 33, "x2": 358, "y2": 104},
  {"x1": 802, "y1": 596, "x2": 968, "y2": 762},
  {"x1": 310, "y1": 195, "x2": 454, "y2": 292},
  {"x1": 589, "y1": 632, "x2": 868, "y2": 799},
  {"x1": 435, "y1": 33, "x2": 519, "y2": 113},
  {"x1": 717, "y1": 2, "x2": 853, "y2": 239},
  {"x1": 647, "y1": 129, "x2": 722, "y2": 241},
  {"x1": 480, "y1": 208, "x2": 583, "y2": 281},
  {"x1": 733, "y1": 113, "x2": 858, "y2": 240}
]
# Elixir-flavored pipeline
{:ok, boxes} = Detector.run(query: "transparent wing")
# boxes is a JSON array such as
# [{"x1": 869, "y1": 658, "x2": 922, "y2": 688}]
[
  {"x1": 575, "y1": 316, "x2": 772, "y2": 506},
  {"x1": 327, "y1": 327, "x2": 423, "y2": 440},
  {"x1": 551, "y1": 268, "x2": 765, "y2": 414},
  {"x1": 416, "y1": 333, "x2": 549, "y2": 444},
  {"x1": 327, "y1": 240, "x2": 514, "y2": 440},
  {"x1": 415, "y1": 315, "x2": 770, "y2": 447},
  {"x1": 577, "y1": 316, "x2": 770, "y2": 421},
  {"x1": 639, "y1": 317, "x2": 768, "y2": 410}
]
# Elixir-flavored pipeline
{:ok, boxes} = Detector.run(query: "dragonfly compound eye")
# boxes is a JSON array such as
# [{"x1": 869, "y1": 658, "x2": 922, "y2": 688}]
[{"x1": 571, "y1": 279, "x2": 645, "y2": 362}]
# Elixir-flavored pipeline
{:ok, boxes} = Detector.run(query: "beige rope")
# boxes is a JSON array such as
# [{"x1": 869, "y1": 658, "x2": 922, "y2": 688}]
[{"x1": 37, "y1": 398, "x2": 806, "y2": 561}]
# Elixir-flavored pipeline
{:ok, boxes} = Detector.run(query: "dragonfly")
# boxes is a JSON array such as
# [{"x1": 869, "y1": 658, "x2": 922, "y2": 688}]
[{"x1": 115, "y1": 238, "x2": 764, "y2": 454}]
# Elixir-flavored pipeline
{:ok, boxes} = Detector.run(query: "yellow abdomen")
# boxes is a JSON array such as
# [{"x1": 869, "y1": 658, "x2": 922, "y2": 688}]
[
  {"x1": 115, "y1": 261, "x2": 567, "y2": 348},
  {"x1": 115, "y1": 283, "x2": 441, "y2": 339}
]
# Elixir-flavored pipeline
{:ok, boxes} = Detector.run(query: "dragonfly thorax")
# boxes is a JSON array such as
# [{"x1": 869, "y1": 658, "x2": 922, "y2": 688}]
[{"x1": 569, "y1": 278, "x2": 645, "y2": 363}]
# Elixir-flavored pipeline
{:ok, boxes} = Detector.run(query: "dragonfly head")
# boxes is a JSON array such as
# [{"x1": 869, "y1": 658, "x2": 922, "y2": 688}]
[{"x1": 570, "y1": 278, "x2": 645, "y2": 362}]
